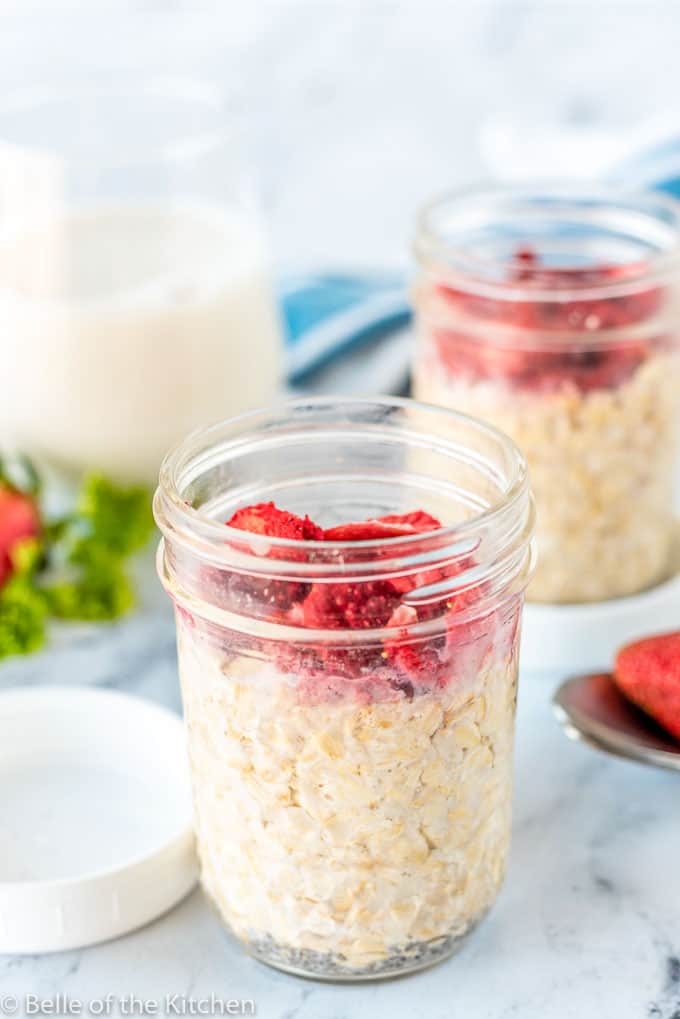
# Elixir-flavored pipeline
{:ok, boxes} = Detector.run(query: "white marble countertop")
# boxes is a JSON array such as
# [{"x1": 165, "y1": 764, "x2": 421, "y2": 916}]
[
  {"x1": 0, "y1": 4, "x2": 679, "y2": 1016},
  {"x1": 0, "y1": 567, "x2": 678, "y2": 1019}
]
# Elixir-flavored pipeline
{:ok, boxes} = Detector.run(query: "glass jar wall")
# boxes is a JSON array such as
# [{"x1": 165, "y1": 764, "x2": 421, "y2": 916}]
[
  {"x1": 154, "y1": 397, "x2": 535, "y2": 980},
  {"x1": 413, "y1": 187, "x2": 680, "y2": 603},
  {"x1": 0, "y1": 79, "x2": 282, "y2": 484}
]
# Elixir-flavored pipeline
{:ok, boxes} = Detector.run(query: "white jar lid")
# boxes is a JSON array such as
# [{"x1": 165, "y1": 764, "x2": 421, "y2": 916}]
[{"x1": 0, "y1": 685, "x2": 198, "y2": 954}]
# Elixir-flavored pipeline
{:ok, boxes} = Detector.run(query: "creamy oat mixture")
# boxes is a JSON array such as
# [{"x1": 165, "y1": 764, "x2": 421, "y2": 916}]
[
  {"x1": 178, "y1": 620, "x2": 518, "y2": 976},
  {"x1": 415, "y1": 347, "x2": 680, "y2": 603}
]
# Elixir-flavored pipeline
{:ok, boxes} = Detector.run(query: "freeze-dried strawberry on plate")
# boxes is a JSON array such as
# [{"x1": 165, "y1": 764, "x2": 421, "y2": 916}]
[{"x1": 614, "y1": 631, "x2": 680, "y2": 742}]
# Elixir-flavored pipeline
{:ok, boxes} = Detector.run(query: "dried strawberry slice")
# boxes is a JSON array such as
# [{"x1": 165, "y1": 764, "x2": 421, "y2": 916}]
[
  {"x1": 378, "y1": 510, "x2": 441, "y2": 531},
  {"x1": 614, "y1": 630, "x2": 680, "y2": 742},
  {"x1": 222, "y1": 502, "x2": 323, "y2": 615},
  {"x1": 302, "y1": 579, "x2": 401, "y2": 630},
  {"x1": 322, "y1": 520, "x2": 418, "y2": 541},
  {"x1": 227, "y1": 502, "x2": 323, "y2": 541},
  {"x1": 323, "y1": 511, "x2": 440, "y2": 542},
  {"x1": 224, "y1": 502, "x2": 481, "y2": 695},
  {"x1": 387, "y1": 639, "x2": 444, "y2": 690},
  {"x1": 432, "y1": 247, "x2": 660, "y2": 393},
  {"x1": 384, "y1": 550, "x2": 489, "y2": 684},
  {"x1": 308, "y1": 511, "x2": 442, "y2": 630}
]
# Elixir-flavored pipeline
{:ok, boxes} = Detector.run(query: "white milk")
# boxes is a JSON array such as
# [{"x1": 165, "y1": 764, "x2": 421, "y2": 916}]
[{"x1": 0, "y1": 205, "x2": 282, "y2": 483}]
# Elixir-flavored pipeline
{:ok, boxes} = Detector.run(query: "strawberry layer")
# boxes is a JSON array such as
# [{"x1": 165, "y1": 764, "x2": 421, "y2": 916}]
[
  {"x1": 429, "y1": 249, "x2": 664, "y2": 394},
  {"x1": 216, "y1": 502, "x2": 509, "y2": 703}
]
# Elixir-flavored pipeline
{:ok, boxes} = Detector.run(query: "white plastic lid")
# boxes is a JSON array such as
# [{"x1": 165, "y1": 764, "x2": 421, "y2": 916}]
[
  {"x1": 521, "y1": 570, "x2": 680, "y2": 675},
  {"x1": 0, "y1": 685, "x2": 198, "y2": 954}
]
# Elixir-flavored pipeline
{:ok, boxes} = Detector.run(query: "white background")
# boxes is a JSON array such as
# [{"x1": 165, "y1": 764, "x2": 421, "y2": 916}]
[{"x1": 1, "y1": 1, "x2": 680, "y2": 269}]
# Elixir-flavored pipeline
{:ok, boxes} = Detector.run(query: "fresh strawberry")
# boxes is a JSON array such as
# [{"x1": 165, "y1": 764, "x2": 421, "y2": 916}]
[
  {"x1": 614, "y1": 631, "x2": 680, "y2": 742},
  {"x1": 227, "y1": 502, "x2": 323, "y2": 541},
  {"x1": 0, "y1": 486, "x2": 40, "y2": 588}
]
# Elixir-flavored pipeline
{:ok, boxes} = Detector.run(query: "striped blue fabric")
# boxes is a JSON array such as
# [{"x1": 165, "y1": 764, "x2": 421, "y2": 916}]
[{"x1": 280, "y1": 271, "x2": 409, "y2": 383}]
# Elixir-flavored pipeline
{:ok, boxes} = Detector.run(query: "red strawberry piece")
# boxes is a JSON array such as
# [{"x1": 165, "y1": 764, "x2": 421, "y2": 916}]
[
  {"x1": 384, "y1": 604, "x2": 444, "y2": 688},
  {"x1": 227, "y1": 502, "x2": 323, "y2": 541},
  {"x1": 614, "y1": 631, "x2": 680, "y2": 742},
  {"x1": 387, "y1": 641, "x2": 443, "y2": 692},
  {"x1": 0, "y1": 487, "x2": 40, "y2": 588},
  {"x1": 389, "y1": 534, "x2": 473, "y2": 601},
  {"x1": 222, "y1": 502, "x2": 323, "y2": 615},
  {"x1": 378, "y1": 510, "x2": 441, "y2": 531},
  {"x1": 384, "y1": 571, "x2": 484, "y2": 685},
  {"x1": 434, "y1": 328, "x2": 549, "y2": 387},
  {"x1": 323, "y1": 511, "x2": 441, "y2": 542},
  {"x1": 379, "y1": 513, "x2": 457, "y2": 622},
  {"x1": 311, "y1": 510, "x2": 444, "y2": 630},
  {"x1": 432, "y1": 247, "x2": 659, "y2": 393},
  {"x1": 322, "y1": 520, "x2": 418, "y2": 541},
  {"x1": 302, "y1": 579, "x2": 401, "y2": 630},
  {"x1": 513, "y1": 247, "x2": 539, "y2": 280},
  {"x1": 283, "y1": 511, "x2": 443, "y2": 688}
]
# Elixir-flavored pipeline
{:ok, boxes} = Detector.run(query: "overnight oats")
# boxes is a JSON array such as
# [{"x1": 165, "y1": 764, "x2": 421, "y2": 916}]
[
  {"x1": 154, "y1": 398, "x2": 535, "y2": 980},
  {"x1": 413, "y1": 188, "x2": 680, "y2": 603}
]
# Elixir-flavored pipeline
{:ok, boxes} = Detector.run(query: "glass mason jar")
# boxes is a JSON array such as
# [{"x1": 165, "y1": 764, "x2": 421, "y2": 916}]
[
  {"x1": 0, "y1": 77, "x2": 282, "y2": 484},
  {"x1": 154, "y1": 397, "x2": 535, "y2": 980},
  {"x1": 413, "y1": 187, "x2": 680, "y2": 604}
]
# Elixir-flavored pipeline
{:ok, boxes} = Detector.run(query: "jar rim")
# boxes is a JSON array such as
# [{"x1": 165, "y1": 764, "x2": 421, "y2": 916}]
[
  {"x1": 158, "y1": 393, "x2": 526, "y2": 546},
  {"x1": 414, "y1": 183, "x2": 680, "y2": 301},
  {"x1": 154, "y1": 396, "x2": 535, "y2": 640},
  {"x1": 154, "y1": 395, "x2": 531, "y2": 564},
  {"x1": 0, "y1": 76, "x2": 236, "y2": 172}
]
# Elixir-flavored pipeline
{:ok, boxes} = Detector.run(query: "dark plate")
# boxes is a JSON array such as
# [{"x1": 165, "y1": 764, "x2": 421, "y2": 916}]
[{"x1": 553, "y1": 672, "x2": 680, "y2": 772}]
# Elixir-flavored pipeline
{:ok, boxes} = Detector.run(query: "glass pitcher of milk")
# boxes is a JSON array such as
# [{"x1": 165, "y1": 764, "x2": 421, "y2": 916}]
[{"x1": 0, "y1": 79, "x2": 283, "y2": 484}]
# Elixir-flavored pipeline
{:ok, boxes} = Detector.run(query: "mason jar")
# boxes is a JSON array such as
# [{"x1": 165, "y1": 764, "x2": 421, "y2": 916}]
[
  {"x1": 0, "y1": 78, "x2": 282, "y2": 484},
  {"x1": 413, "y1": 187, "x2": 680, "y2": 603},
  {"x1": 154, "y1": 397, "x2": 535, "y2": 980}
]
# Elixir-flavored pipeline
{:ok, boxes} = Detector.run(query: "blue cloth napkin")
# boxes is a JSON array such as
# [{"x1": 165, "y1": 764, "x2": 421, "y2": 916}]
[
  {"x1": 613, "y1": 134, "x2": 680, "y2": 199},
  {"x1": 280, "y1": 144, "x2": 680, "y2": 383},
  {"x1": 280, "y1": 271, "x2": 409, "y2": 383}
]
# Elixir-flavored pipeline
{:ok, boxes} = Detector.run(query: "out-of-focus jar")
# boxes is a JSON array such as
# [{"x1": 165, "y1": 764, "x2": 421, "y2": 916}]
[
  {"x1": 0, "y1": 79, "x2": 282, "y2": 484},
  {"x1": 413, "y1": 187, "x2": 680, "y2": 603},
  {"x1": 154, "y1": 397, "x2": 534, "y2": 980}
]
